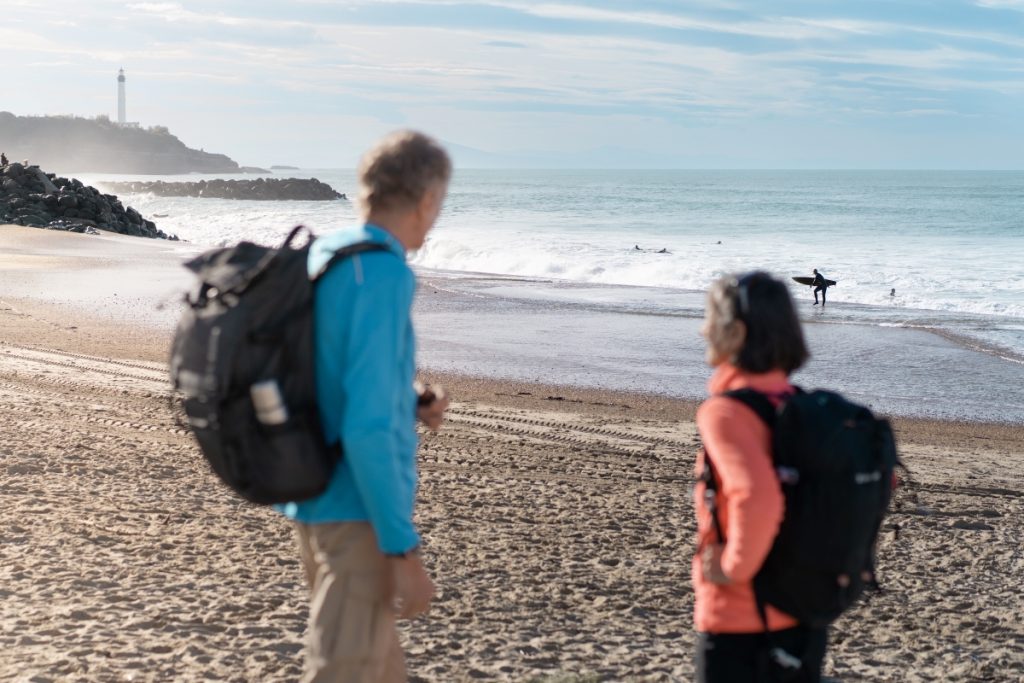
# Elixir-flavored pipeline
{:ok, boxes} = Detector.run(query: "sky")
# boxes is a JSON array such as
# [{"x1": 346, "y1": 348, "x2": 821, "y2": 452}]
[{"x1": 1, "y1": 0, "x2": 1023, "y2": 168}]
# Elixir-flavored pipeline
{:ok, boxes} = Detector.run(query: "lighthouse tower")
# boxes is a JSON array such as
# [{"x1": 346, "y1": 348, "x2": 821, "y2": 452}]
[{"x1": 117, "y1": 68, "x2": 126, "y2": 125}]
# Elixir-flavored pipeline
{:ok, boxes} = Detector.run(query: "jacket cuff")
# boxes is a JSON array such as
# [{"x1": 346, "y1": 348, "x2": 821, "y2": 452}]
[{"x1": 376, "y1": 527, "x2": 421, "y2": 556}]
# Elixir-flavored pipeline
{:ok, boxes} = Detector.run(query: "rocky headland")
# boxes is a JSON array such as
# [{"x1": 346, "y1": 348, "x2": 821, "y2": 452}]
[
  {"x1": 1, "y1": 162, "x2": 172, "y2": 239},
  {"x1": 0, "y1": 112, "x2": 242, "y2": 175},
  {"x1": 100, "y1": 178, "x2": 345, "y2": 201}
]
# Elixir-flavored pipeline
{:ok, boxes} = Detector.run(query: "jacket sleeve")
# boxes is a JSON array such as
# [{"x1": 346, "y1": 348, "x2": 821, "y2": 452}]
[
  {"x1": 697, "y1": 397, "x2": 785, "y2": 582},
  {"x1": 339, "y1": 263, "x2": 419, "y2": 554}
]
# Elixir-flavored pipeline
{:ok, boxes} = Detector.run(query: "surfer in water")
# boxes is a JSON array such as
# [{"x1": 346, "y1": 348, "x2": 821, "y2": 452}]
[{"x1": 812, "y1": 268, "x2": 830, "y2": 307}]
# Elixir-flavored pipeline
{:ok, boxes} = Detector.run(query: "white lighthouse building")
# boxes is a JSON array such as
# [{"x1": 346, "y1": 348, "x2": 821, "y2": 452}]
[{"x1": 117, "y1": 68, "x2": 127, "y2": 125}]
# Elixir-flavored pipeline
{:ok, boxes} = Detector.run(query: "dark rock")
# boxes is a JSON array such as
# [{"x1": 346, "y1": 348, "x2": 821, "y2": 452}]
[
  {"x1": 46, "y1": 220, "x2": 100, "y2": 235},
  {"x1": 99, "y1": 177, "x2": 346, "y2": 201},
  {"x1": 26, "y1": 166, "x2": 59, "y2": 194},
  {"x1": 1, "y1": 162, "x2": 172, "y2": 239}
]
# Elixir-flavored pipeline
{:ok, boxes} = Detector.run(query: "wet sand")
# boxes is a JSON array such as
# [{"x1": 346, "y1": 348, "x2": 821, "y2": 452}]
[{"x1": 1, "y1": 226, "x2": 1023, "y2": 682}]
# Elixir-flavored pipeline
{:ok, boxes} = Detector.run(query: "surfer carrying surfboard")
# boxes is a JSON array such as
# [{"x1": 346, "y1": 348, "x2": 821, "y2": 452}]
[
  {"x1": 811, "y1": 268, "x2": 830, "y2": 307},
  {"x1": 791, "y1": 272, "x2": 837, "y2": 304}
]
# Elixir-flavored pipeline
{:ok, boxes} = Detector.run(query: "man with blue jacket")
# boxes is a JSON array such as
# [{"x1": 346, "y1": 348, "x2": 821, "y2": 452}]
[{"x1": 278, "y1": 130, "x2": 451, "y2": 682}]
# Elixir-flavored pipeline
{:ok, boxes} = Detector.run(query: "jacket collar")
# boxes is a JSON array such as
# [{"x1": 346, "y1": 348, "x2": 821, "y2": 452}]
[
  {"x1": 708, "y1": 363, "x2": 791, "y2": 396},
  {"x1": 360, "y1": 222, "x2": 407, "y2": 258},
  {"x1": 308, "y1": 223, "x2": 406, "y2": 278}
]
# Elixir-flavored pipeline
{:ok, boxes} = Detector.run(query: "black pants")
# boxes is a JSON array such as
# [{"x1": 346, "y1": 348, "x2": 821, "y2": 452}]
[
  {"x1": 813, "y1": 286, "x2": 826, "y2": 304},
  {"x1": 695, "y1": 626, "x2": 828, "y2": 683}
]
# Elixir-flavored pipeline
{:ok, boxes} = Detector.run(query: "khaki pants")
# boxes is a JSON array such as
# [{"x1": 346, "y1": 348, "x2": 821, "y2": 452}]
[{"x1": 295, "y1": 521, "x2": 406, "y2": 683}]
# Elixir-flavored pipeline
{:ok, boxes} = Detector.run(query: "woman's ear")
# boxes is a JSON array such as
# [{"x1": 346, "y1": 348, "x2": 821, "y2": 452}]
[{"x1": 725, "y1": 319, "x2": 747, "y2": 363}]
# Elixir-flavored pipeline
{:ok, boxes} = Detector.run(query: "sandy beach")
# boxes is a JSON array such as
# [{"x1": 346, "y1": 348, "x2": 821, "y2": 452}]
[{"x1": 2, "y1": 225, "x2": 1023, "y2": 682}]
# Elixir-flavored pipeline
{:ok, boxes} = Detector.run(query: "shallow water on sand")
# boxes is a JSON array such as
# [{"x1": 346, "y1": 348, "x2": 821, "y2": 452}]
[{"x1": 416, "y1": 274, "x2": 1024, "y2": 423}]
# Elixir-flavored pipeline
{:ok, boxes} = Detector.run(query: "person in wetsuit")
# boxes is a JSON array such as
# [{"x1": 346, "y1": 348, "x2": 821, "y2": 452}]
[{"x1": 811, "y1": 268, "x2": 830, "y2": 307}]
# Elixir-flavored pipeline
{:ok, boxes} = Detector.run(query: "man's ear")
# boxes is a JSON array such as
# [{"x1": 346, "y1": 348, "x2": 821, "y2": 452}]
[
  {"x1": 414, "y1": 188, "x2": 432, "y2": 220},
  {"x1": 427, "y1": 184, "x2": 445, "y2": 211},
  {"x1": 416, "y1": 184, "x2": 445, "y2": 227}
]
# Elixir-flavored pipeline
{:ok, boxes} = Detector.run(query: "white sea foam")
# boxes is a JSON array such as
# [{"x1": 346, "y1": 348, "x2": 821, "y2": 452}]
[
  {"x1": 410, "y1": 228, "x2": 1024, "y2": 321},
  {"x1": 83, "y1": 168, "x2": 1024, "y2": 356}
]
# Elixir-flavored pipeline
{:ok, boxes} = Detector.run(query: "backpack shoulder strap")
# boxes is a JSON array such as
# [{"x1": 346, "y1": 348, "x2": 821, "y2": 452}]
[
  {"x1": 700, "y1": 388, "x2": 789, "y2": 545},
  {"x1": 718, "y1": 388, "x2": 782, "y2": 635},
  {"x1": 700, "y1": 389, "x2": 777, "y2": 490},
  {"x1": 722, "y1": 388, "x2": 779, "y2": 428},
  {"x1": 312, "y1": 241, "x2": 394, "y2": 282}
]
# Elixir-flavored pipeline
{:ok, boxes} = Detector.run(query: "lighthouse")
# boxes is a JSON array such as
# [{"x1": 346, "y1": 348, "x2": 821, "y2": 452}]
[{"x1": 117, "y1": 68, "x2": 126, "y2": 125}]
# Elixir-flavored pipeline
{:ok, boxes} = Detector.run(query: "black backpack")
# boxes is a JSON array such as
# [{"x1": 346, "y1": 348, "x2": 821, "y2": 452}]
[
  {"x1": 169, "y1": 225, "x2": 389, "y2": 505},
  {"x1": 701, "y1": 387, "x2": 898, "y2": 629}
]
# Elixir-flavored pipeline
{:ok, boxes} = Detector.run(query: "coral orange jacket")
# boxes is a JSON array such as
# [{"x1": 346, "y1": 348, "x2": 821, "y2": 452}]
[{"x1": 692, "y1": 363, "x2": 799, "y2": 634}]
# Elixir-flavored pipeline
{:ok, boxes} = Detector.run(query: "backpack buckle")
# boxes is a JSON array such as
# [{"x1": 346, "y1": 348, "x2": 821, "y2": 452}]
[
  {"x1": 769, "y1": 647, "x2": 803, "y2": 680},
  {"x1": 776, "y1": 466, "x2": 800, "y2": 485}
]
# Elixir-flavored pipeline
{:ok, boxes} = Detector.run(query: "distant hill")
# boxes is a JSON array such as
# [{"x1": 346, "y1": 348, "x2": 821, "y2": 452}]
[{"x1": 0, "y1": 112, "x2": 242, "y2": 175}]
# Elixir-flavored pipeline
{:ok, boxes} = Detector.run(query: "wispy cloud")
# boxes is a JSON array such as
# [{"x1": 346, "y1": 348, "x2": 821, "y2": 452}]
[
  {"x1": 1, "y1": 0, "x2": 1022, "y2": 166},
  {"x1": 976, "y1": 0, "x2": 1024, "y2": 9}
]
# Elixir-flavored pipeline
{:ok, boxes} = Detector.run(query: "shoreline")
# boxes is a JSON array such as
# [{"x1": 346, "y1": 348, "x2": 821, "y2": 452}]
[
  {"x1": 2, "y1": 223, "x2": 1023, "y2": 427},
  {"x1": 415, "y1": 274, "x2": 1024, "y2": 425},
  {"x1": 0, "y1": 289, "x2": 1019, "y2": 446}
]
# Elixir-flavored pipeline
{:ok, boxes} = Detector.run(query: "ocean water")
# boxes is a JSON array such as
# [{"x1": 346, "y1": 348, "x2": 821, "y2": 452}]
[
  {"x1": 85, "y1": 169, "x2": 1024, "y2": 365},
  {"x1": 71, "y1": 168, "x2": 1024, "y2": 420}
]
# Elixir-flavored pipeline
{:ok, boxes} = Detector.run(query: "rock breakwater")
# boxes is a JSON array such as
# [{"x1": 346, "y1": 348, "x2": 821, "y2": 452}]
[
  {"x1": 1, "y1": 162, "x2": 172, "y2": 239},
  {"x1": 101, "y1": 177, "x2": 345, "y2": 201}
]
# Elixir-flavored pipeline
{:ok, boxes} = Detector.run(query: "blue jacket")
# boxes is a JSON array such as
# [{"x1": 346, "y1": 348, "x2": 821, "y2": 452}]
[{"x1": 277, "y1": 224, "x2": 420, "y2": 555}]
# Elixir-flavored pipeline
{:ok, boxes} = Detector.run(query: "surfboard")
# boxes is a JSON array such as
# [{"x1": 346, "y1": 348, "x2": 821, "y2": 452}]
[{"x1": 792, "y1": 276, "x2": 837, "y2": 286}]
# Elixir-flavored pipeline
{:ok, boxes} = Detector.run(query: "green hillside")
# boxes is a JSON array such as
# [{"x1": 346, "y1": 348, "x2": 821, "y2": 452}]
[{"x1": 0, "y1": 112, "x2": 241, "y2": 175}]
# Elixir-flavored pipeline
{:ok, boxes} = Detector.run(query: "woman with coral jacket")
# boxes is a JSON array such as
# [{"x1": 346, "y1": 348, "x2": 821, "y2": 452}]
[{"x1": 693, "y1": 271, "x2": 828, "y2": 682}]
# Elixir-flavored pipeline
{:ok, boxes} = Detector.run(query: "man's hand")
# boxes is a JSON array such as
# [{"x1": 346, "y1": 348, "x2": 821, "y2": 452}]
[
  {"x1": 415, "y1": 383, "x2": 449, "y2": 431},
  {"x1": 391, "y1": 552, "x2": 435, "y2": 619},
  {"x1": 702, "y1": 543, "x2": 732, "y2": 585}
]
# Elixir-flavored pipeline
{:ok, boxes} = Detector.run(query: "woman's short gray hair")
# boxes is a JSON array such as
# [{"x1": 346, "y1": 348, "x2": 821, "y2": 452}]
[
  {"x1": 358, "y1": 130, "x2": 452, "y2": 213},
  {"x1": 707, "y1": 276, "x2": 742, "y2": 329},
  {"x1": 706, "y1": 271, "x2": 809, "y2": 373}
]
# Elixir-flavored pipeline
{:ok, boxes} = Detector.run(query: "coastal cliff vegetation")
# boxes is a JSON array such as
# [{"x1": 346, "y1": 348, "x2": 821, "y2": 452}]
[{"x1": 0, "y1": 112, "x2": 241, "y2": 175}]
